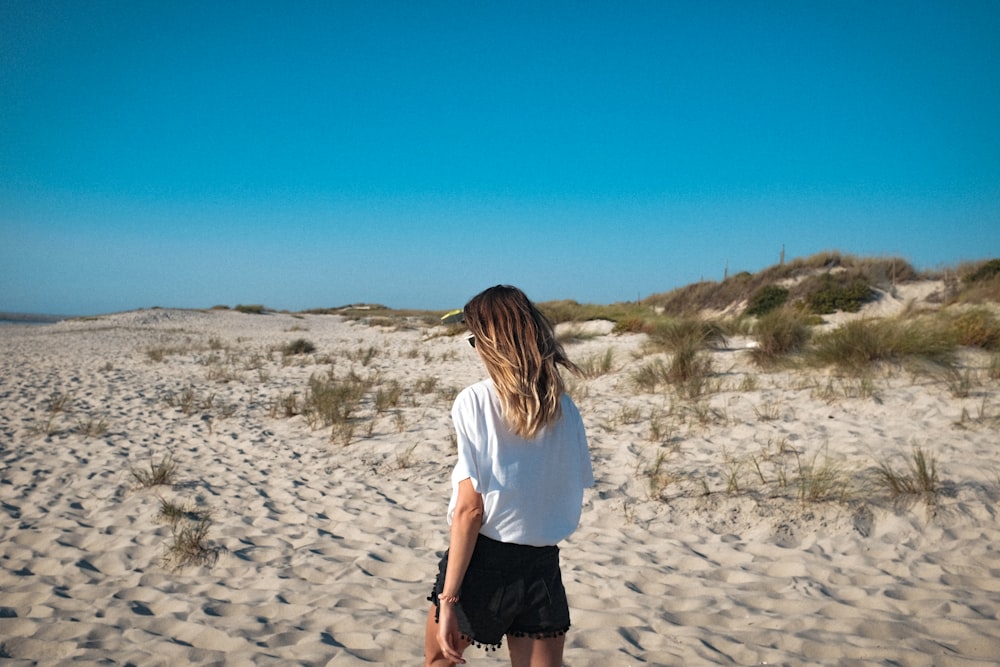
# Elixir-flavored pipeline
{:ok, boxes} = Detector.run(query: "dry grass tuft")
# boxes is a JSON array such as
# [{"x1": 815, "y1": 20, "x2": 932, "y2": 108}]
[
  {"x1": 75, "y1": 417, "x2": 110, "y2": 439},
  {"x1": 794, "y1": 450, "x2": 853, "y2": 504},
  {"x1": 282, "y1": 338, "x2": 317, "y2": 356},
  {"x1": 750, "y1": 308, "x2": 812, "y2": 366},
  {"x1": 644, "y1": 449, "x2": 678, "y2": 498},
  {"x1": 647, "y1": 317, "x2": 727, "y2": 352},
  {"x1": 130, "y1": 453, "x2": 178, "y2": 488},
  {"x1": 578, "y1": 349, "x2": 615, "y2": 378},
  {"x1": 875, "y1": 447, "x2": 940, "y2": 507},
  {"x1": 46, "y1": 390, "x2": 73, "y2": 413},
  {"x1": 303, "y1": 371, "x2": 369, "y2": 431},
  {"x1": 163, "y1": 515, "x2": 219, "y2": 570},
  {"x1": 952, "y1": 258, "x2": 1000, "y2": 304},
  {"x1": 157, "y1": 498, "x2": 191, "y2": 525},
  {"x1": 631, "y1": 358, "x2": 671, "y2": 393},
  {"x1": 943, "y1": 308, "x2": 1000, "y2": 350}
]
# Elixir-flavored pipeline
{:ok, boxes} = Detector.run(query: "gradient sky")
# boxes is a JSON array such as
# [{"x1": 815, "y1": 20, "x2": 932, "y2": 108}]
[{"x1": 2, "y1": 1, "x2": 999, "y2": 315}]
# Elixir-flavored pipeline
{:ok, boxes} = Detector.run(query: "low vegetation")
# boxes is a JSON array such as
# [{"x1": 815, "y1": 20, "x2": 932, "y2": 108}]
[
  {"x1": 98, "y1": 250, "x2": 994, "y2": 565},
  {"x1": 645, "y1": 252, "x2": 920, "y2": 316},
  {"x1": 74, "y1": 417, "x2": 110, "y2": 439},
  {"x1": 803, "y1": 273, "x2": 875, "y2": 314},
  {"x1": 300, "y1": 372, "x2": 367, "y2": 444},
  {"x1": 810, "y1": 317, "x2": 957, "y2": 372},
  {"x1": 640, "y1": 438, "x2": 954, "y2": 524},
  {"x1": 875, "y1": 447, "x2": 941, "y2": 507},
  {"x1": 163, "y1": 513, "x2": 219, "y2": 570},
  {"x1": 750, "y1": 308, "x2": 811, "y2": 365},
  {"x1": 129, "y1": 453, "x2": 178, "y2": 488},
  {"x1": 282, "y1": 338, "x2": 317, "y2": 356},
  {"x1": 149, "y1": 477, "x2": 219, "y2": 570},
  {"x1": 647, "y1": 316, "x2": 727, "y2": 352},
  {"x1": 745, "y1": 285, "x2": 789, "y2": 317},
  {"x1": 943, "y1": 308, "x2": 1000, "y2": 350},
  {"x1": 578, "y1": 349, "x2": 615, "y2": 379},
  {"x1": 955, "y1": 258, "x2": 1000, "y2": 303}
]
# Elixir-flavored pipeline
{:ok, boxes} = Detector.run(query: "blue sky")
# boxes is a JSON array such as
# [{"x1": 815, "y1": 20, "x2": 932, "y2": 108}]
[{"x1": 2, "y1": 1, "x2": 998, "y2": 315}]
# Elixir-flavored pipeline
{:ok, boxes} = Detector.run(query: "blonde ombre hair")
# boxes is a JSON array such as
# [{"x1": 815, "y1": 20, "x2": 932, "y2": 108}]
[{"x1": 463, "y1": 285, "x2": 581, "y2": 439}]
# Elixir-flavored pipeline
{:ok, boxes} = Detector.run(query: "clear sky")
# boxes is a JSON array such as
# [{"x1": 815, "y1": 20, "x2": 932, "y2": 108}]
[{"x1": 2, "y1": 1, "x2": 999, "y2": 315}]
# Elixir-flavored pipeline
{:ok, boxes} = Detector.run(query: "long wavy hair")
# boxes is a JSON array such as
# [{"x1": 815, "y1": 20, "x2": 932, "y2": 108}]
[{"x1": 463, "y1": 285, "x2": 581, "y2": 439}]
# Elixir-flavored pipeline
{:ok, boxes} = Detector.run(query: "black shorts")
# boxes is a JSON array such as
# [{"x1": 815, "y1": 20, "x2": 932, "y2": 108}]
[{"x1": 428, "y1": 534, "x2": 571, "y2": 650}]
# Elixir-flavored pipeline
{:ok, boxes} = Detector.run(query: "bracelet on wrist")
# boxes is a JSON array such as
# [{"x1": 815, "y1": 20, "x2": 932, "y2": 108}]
[{"x1": 438, "y1": 594, "x2": 460, "y2": 604}]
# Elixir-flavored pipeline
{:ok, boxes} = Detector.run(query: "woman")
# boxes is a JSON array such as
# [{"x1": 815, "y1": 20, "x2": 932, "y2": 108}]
[{"x1": 425, "y1": 285, "x2": 594, "y2": 667}]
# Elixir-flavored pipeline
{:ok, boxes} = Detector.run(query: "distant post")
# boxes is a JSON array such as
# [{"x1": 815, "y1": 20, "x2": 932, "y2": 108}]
[{"x1": 780, "y1": 244, "x2": 785, "y2": 266}]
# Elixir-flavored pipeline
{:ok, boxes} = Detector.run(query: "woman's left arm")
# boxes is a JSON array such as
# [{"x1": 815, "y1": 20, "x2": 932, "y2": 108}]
[{"x1": 437, "y1": 477, "x2": 483, "y2": 662}]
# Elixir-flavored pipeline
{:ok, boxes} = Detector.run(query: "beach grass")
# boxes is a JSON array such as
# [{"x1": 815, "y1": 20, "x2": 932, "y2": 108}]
[
  {"x1": 282, "y1": 338, "x2": 316, "y2": 356},
  {"x1": 4, "y1": 250, "x2": 1000, "y2": 664},
  {"x1": 74, "y1": 416, "x2": 110, "y2": 439},
  {"x1": 943, "y1": 307, "x2": 1000, "y2": 350},
  {"x1": 750, "y1": 308, "x2": 812, "y2": 366},
  {"x1": 810, "y1": 317, "x2": 957, "y2": 372},
  {"x1": 579, "y1": 348, "x2": 615, "y2": 378},
  {"x1": 130, "y1": 453, "x2": 178, "y2": 488},
  {"x1": 875, "y1": 446, "x2": 940, "y2": 506},
  {"x1": 303, "y1": 371, "x2": 368, "y2": 429},
  {"x1": 163, "y1": 514, "x2": 218, "y2": 570}
]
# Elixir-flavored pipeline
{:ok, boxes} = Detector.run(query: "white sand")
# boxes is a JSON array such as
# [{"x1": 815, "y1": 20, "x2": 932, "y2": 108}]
[{"x1": 1, "y1": 308, "x2": 998, "y2": 665}]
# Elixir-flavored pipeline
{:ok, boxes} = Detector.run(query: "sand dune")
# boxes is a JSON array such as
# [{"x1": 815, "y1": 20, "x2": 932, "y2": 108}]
[{"x1": 2, "y1": 308, "x2": 998, "y2": 665}]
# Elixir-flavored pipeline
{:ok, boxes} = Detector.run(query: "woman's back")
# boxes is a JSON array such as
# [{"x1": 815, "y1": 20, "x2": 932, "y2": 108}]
[{"x1": 449, "y1": 380, "x2": 593, "y2": 547}]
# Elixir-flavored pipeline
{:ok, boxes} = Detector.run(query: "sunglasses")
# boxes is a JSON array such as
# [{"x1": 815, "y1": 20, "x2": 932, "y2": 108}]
[{"x1": 466, "y1": 334, "x2": 476, "y2": 348}]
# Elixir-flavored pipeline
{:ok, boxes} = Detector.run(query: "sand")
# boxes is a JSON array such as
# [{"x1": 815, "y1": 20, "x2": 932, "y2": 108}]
[{"x1": 1, "y1": 308, "x2": 998, "y2": 666}]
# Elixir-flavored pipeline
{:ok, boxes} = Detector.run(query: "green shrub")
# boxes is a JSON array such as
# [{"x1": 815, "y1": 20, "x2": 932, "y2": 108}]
[
  {"x1": 953, "y1": 269, "x2": 1000, "y2": 304},
  {"x1": 805, "y1": 275, "x2": 875, "y2": 314},
  {"x1": 745, "y1": 285, "x2": 789, "y2": 317},
  {"x1": 642, "y1": 252, "x2": 928, "y2": 316},
  {"x1": 963, "y1": 258, "x2": 1000, "y2": 283},
  {"x1": 235, "y1": 304, "x2": 266, "y2": 315}
]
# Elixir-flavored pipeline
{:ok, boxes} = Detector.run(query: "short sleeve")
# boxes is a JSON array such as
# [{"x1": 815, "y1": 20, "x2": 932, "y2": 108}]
[
  {"x1": 450, "y1": 388, "x2": 482, "y2": 494},
  {"x1": 566, "y1": 397, "x2": 595, "y2": 488}
]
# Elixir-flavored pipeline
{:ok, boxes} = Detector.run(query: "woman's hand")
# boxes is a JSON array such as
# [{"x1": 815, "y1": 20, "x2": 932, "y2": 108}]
[
  {"x1": 436, "y1": 602, "x2": 466, "y2": 664},
  {"x1": 434, "y1": 477, "x2": 481, "y2": 664}
]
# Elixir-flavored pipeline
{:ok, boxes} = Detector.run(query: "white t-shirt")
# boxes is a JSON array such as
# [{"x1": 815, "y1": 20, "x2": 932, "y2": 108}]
[{"x1": 448, "y1": 379, "x2": 594, "y2": 547}]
